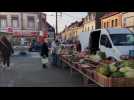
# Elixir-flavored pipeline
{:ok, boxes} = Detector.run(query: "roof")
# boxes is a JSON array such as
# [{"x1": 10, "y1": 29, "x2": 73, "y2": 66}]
[
  {"x1": 100, "y1": 12, "x2": 120, "y2": 19},
  {"x1": 89, "y1": 28, "x2": 132, "y2": 34},
  {"x1": 78, "y1": 20, "x2": 84, "y2": 27}
]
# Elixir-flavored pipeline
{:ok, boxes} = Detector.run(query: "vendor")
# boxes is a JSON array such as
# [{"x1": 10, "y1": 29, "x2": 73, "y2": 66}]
[{"x1": 76, "y1": 40, "x2": 81, "y2": 52}]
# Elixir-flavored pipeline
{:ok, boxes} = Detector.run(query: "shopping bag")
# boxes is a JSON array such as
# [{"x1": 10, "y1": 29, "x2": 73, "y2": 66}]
[{"x1": 41, "y1": 57, "x2": 48, "y2": 64}]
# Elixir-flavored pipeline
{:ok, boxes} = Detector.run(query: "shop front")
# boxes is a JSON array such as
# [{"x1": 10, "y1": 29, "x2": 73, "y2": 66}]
[
  {"x1": 37, "y1": 32, "x2": 48, "y2": 44},
  {"x1": 12, "y1": 31, "x2": 38, "y2": 46}
]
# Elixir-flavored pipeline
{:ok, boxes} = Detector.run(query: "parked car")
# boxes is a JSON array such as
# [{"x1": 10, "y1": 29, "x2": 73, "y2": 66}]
[{"x1": 29, "y1": 42, "x2": 42, "y2": 52}]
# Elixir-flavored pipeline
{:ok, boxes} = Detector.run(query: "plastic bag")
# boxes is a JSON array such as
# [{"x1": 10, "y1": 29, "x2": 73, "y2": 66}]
[{"x1": 41, "y1": 56, "x2": 48, "y2": 64}]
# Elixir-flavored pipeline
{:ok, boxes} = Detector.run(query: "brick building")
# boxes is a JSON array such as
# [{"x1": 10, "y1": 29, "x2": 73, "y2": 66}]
[
  {"x1": 122, "y1": 12, "x2": 134, "y2": 32},
  {"x1": 101, "y1": 12, "x2": 123, "y2": 28}
]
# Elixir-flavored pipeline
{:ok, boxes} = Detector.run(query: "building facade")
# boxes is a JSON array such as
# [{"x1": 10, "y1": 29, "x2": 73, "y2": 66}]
[
  {"x1": 83, "y1": 12, "x2": 106, "y2": 32},
  {"x1": 61, "y1": 12, "x2": 106, "y2": 40},
  {"x1": 101, "y1": 12, "x2": 123, "y2": 28},
  {"x1": 82, "y1": 14, "x2": 96, "y2": 32},
  {"x1": 122, "y1": 12, "x2": 134, "y2": 32},
  {"x1": 0, "y1": 12, "x2": 47, "y2": 45},
  {"x1": 61, "y1": 20, "x2": 83, "y2": 40}
]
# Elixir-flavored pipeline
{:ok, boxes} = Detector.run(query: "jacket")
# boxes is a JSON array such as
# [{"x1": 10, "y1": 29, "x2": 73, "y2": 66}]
[{"x1": 40, "y1": 43, "x2": 49, "y2": 57}]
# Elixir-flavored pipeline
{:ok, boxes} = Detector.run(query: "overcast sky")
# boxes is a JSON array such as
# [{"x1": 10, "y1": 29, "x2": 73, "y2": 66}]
[{"x1": 44, "y1": 12, "x2": 87, "y2": 32}]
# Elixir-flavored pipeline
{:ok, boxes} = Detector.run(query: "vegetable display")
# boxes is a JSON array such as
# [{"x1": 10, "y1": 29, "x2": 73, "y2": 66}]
[{"x1": 97, "y1": 60, "x2": 134, "y2": 78}]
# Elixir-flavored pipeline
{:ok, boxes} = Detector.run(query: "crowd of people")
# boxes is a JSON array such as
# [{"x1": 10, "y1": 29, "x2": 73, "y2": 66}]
[{"x1": 0, "y1": 36, "x2": 14, "y2": 69}]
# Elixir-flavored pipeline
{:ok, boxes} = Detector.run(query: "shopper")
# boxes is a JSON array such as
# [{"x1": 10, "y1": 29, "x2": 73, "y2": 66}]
[
  {"x1": 0, "y1": 36, "x2": 14, "y2": 69},
  {"x1": 40, "y1": 38, "x2": 49, "y2": 68},
  {"x1": 51, "y1": 40, "x2": 59, "y2": 66}
]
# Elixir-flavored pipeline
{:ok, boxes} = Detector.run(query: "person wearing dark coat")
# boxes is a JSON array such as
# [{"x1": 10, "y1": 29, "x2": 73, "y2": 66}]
[
  {"x1": 76, "y1": 40, "x2": 81, "y2": 52},
  {"x1": 40, "y1": 39, "x2": 49, "y2": 68},
  {"x1": 0, "y1": 36, "x2": 14, "y2": 68}
]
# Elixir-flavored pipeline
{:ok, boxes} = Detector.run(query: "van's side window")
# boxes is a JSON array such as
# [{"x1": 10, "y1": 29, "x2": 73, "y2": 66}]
[
  {"x1": 100, "y1": 35, "x2": 112, "y2": 48},
  {"x1": 100, "y1": 35, "x2": 107, "y2": 46}
]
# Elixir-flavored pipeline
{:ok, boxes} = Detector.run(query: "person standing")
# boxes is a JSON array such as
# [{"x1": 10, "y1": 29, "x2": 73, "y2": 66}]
[
  {"x1": 40, "y1": 38, "x2": 49, "y2": 68},
  {"x1": 76, "y1": 40, "x2": 81, "y2": 52},
  {"x1": 0, "y1": 36, "x2": 14, "y2": 69},
  {"x1": 51, "y1": 40, "x2": 59, "y2": 66}
]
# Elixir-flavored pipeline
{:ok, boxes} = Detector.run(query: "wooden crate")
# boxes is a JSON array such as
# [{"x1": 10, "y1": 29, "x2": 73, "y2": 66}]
[
  {"x1": 124, "y1": 78, "x2": 134, "y2": 87},
  {"x1": 95, "y1": 72, "x2": 134, "y2": 87}
]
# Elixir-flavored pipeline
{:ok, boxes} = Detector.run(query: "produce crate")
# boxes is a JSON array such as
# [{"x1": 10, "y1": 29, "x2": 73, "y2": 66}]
[
  {"x1": 95, "y1": 72, "x2": 134, "y2": 87},
  {"x1": 124, "y1": 78, "x2": 134, "y2": 87}
]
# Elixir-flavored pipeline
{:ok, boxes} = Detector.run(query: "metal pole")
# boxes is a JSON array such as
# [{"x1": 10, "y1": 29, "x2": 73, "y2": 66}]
[{"x1": 55, "y1": 12, "x2": 58, "y2": 40}]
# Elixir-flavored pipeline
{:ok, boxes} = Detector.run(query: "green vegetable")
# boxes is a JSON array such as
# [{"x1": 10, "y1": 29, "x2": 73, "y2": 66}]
[
  {"x1": 120, "y1": 60, "x2": 134, "y2": 69},
  {"x1": 97, "y1": 64, "x2": 111, "y2": 77},
  {"x1": 125, "y1": 70, "x2": 134, "y2": 78},
  {"x1": 119, "y1": 67, "x2": 133, "y2": 73},
  {"x1": 111, "y1": 72, "x2": 125, "y2": 78},
  {"x1": 98, "y1": 52, "x2": 106, "y2": 60},
  {"x1": 90, "y1": 54, "x2": 101, "y2": 62},
  {"x1": 109, "y1": 63, "x2": 117, "y2": 72}
]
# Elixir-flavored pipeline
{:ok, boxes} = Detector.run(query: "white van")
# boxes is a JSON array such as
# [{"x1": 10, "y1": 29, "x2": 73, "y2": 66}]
[{"x1": 79, "y1": 28, "x2": 134, "y2": 61}]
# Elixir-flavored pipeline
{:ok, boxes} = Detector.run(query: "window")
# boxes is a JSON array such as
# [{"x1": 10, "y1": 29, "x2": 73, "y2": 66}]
[
  {"x1": 107, "y1": 22, "x2": 110, "y2": 27},
  {"x1": 90, "y1": 14, "x2": 94, "y2": 20},
  {"x1": 111, "y1": 20, "x2": 114, "y2": 27},
  {"x1": 110, "y1": 34, "x2": 134, "y2": 46},
  {"x1": 100, "y1": 35, "x2": 112, "y2": 48},
  {"x1": 104, "y1": 23, "x2": 106, "y2": 28},
  {"x1": 75, "y1": 32, "x2": 77, "y2": 37},
  {"x1": 115, "y1": 19, "x2": 118, "y2": 27},
  {"x1": 88, "y1": 27, "x2": 90, "y2": 31},
  {"x1": 92, "y1": 26, "x2": 94, "y2": 30},
  {"x1": 11, "y1": 16, "x2": 19, "y2": 28},
  {"x1": 125, "y1": 17, "x2": 134, "y2": 27},
  {"x1": 0, "y1": 16, "x2": 7, "y2": 28},
  {"x1": 27, "y1": 16, "x2": 35, "y2": 29},
  {"x1": 100, "y1": 35, "x2": 107, "y2": 46}
]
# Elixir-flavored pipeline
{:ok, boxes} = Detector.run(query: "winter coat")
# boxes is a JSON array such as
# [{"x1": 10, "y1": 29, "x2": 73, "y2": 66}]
[
  {"x1": 40, "y1": 42, "x2": 49, "y2": 57},
  {"x1": 0, "y1": 41, "x2": 14, "y2": 56},
  {"x1": 76, "y1": 43, "x2": 81, "y2": 52}
]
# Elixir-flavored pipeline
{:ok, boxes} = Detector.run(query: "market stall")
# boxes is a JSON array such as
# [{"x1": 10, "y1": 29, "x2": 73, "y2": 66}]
[{"x1": 57, "y1": 43, "x2": 134, "y2": 87}]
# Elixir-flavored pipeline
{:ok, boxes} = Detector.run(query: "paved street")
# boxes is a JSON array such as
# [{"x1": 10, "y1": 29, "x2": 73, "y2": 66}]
[{"x1": 0, "y1": 52, "x2": 97, "y2": 87}]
